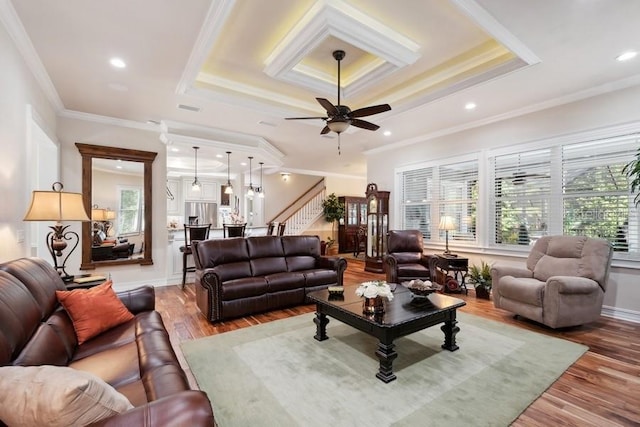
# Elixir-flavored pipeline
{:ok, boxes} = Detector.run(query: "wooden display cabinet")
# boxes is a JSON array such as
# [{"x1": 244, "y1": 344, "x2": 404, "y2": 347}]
[
  {"x1": 365, "y1": 183, "x2": 390, "y2": 273},
  {"x1": 338, "y1": 196, "x2": 367, "y2": 254}
]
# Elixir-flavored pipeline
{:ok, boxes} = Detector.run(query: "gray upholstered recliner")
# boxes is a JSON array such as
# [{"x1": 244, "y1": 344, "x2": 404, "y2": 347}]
[{"x1": 491, "y1": 235, "x2": 613, "y2": 328}]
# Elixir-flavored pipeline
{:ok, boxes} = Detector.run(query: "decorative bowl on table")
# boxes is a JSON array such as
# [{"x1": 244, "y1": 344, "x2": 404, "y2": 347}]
[{"x1": 402, "y1": 279, "x2": 440, "y2": 298}]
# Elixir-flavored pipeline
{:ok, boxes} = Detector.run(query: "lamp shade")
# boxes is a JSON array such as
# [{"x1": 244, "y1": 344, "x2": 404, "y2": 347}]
[
  {"x1": 24, "y1": 189, "x2": 89, "y2": 222},
  {"x1": 91, "y1": 207, "x2": 106, "y2": 221},
  {"x1": 104, "y1": 209, "x2": 116, "y2": 220},
  {"x1": 438, "y1": 215, "x2": 456, "y2": 231}
]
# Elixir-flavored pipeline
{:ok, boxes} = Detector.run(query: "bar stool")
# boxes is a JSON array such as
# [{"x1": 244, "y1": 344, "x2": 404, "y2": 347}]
[
  {"x1": 223, "y1": 223, "x2": 246, "y2": 238},
  {"x1": 179, "y1": 223, "x2": 211, "y2": 289}
]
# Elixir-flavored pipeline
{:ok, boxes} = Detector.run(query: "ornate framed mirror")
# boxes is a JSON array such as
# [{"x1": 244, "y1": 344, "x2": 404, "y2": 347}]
[{"x1": 76, "y1": 143, "x2": 157, "y2": 269}]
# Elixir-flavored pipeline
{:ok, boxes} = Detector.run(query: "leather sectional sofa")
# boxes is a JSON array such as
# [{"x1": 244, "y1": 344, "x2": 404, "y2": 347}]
[
  {"x1": 193, "y1": 235, "x2": 347, "y2": 322},
  {"x1": 0, "y1": 257, "x2": 214, "y2": 426}
]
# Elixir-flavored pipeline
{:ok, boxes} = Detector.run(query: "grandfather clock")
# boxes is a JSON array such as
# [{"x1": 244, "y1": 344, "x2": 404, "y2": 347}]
[{"x1": 365, "y1": 183, "x2": 390, "y2": 273}]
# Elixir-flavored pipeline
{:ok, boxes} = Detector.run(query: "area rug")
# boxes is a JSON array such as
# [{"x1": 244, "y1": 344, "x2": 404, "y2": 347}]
[{"x1": 181, "y1": 312, "x2": 587, "y2": 427}]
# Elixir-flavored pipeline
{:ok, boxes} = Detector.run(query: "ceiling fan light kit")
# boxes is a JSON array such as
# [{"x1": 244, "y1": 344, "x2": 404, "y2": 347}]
[{"x1": 285, "y1": 49, "x2": 391, "y2": 153}]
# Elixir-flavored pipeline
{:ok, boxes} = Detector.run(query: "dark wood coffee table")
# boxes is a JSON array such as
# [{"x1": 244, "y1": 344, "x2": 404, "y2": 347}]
[{"x1": 307, "y1": 284, "x2": 466, "y2": 383}]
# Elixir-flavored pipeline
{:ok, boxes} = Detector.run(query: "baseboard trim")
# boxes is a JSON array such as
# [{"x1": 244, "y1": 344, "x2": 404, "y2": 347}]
[{"x1": 601, "y1": 305, "x2": 640, "y2": 324}]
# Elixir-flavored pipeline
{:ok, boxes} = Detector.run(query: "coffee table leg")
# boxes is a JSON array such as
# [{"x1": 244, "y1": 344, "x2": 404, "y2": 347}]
[
  {"x1": 313, "y1": 312, "x2": 329, "y2": 341},
  {"x1": 375, "y1": 341, "x2": 398, "y2": 383},
  {"x1": 441, "y1": 315, "x2": 460, "y2": 351}
]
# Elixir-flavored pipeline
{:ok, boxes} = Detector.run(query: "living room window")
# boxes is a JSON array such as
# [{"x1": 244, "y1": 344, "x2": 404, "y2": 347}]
[
  {"x1": 117, "y1": 186, "x2": 144, "y2": 235},
  {"x1": 490, "y1": 149, "x2": 552, "y2": 246},
  {"x1": 399, "y1": 156, "x2": 479, "y2": 246},
  {"x1": 562, "y1": 136, "x2": 638, "y2": 255}
]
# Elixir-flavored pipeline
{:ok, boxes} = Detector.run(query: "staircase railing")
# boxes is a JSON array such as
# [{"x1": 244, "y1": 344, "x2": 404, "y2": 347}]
[{"x1": 270, "y1": 179, "x2": 326, "y2": 235}]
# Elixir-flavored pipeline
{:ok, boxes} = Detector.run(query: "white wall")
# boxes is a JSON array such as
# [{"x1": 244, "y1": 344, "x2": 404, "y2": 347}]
[
  {"x1": 0, "y1": 20, "x2": 58, "y2": 262},
  {"x1": 57, "y1": 117, "x2": 168, "y2": 289},
  {"x1": 367, "y1": 85, "x2": 640, "y2": 321}
]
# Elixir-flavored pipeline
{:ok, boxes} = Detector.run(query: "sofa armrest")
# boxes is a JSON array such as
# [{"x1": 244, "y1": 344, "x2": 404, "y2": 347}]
[
  {"x1": 383, "y1": 254, "x2": 399, "y2": 283},
  {"x1": 88, "y1": 390, "x2": 214, "y2": 427},
  {"x1": 547, "y1": 276, "x2": 600, "y2": 294},
  {"x1": 116, "y1": 286, "x2": 155, "y2": 314},
  {"x1": 316, "y1": 256, "x2": 347, "y2": 287}
]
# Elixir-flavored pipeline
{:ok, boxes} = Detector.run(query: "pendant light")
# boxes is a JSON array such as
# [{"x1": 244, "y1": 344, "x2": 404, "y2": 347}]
[
  {"x1": 258, "y1": 162, "x2": 265, "y2": 198},
  {"x1": 224, "y1": 151, "x2": 233, "y2": 194},
  {"x1": 192, "y1": 146, "x2": 201, "y2": 191},
  {"x1": 246, "y1": 156, "x2": 255, "y2": 199}
]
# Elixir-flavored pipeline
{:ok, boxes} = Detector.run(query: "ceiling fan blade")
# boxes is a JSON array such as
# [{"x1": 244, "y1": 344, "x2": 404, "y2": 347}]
[
  {"x1": 350, "y1": 104, "x2": 391, "y2": 118},
  {"x1": 351, "y1": 119, "x2": 380, "y2": 131},
  {"x1": 320, "y1": 125, "x2": 331, "y2": 135},
  {"x1": 285, "y1": 116, "x2": 327, "y2": 120},
  {"x1": 316, "y1": 98, "x2": 339, "y2": 116}
]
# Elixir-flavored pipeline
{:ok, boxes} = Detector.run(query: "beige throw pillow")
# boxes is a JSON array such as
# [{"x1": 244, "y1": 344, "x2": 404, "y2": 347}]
[{"x1": 0, "y1": 365, "x2": 133, "y2": 427}]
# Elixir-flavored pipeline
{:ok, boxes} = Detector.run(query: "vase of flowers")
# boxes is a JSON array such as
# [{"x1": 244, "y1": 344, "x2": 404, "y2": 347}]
[{"x1": 356, "y1": 280, "x2": 394, "y2": 314}]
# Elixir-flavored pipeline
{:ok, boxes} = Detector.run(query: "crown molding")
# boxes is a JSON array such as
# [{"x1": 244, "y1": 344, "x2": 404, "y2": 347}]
[
  {"x1": 175, "y1": 0, "x2": 236, "y2": 95},
  {"x1": 451, "y1": 0, "x2": 541, "y2": 65},
  {"x1": 263, "y1": 0, "x2": 420, "y2": 96},
  {"x1": 365, "y1": 73, "x2": 640, "y2": 156},
  {"x1": 58, "y1": 109, "x2": 159, "y2": 131},
  {"x1": 0, "y1": 0, "x2": 64, "y2": 111}
]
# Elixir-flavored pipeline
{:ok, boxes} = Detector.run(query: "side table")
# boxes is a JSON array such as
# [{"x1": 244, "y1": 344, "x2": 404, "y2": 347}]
[
  {"x1": 436, "y1": 254, "x2": 468, "y2": 294},
  {"x1": 64, "y1": 274, "x2": 108, "y2": 290}
]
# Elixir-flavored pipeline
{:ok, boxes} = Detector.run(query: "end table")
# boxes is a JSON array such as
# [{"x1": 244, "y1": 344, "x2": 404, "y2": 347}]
[{"x1": 436, "y1": 254, "x2": 468, "y2": 294}]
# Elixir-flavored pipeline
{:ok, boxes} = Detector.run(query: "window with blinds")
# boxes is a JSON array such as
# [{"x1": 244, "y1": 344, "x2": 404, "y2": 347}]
[
  {"x1": 400, "y1": 158, "x2": 478, "y2": 245},
  {"x1": 401, "y1": 167, "x2": 432, "y2": 238},
  {"x1": 491, "y1": 149, "x2": 551, "y2": 245},
  {"x1": 562, "y1": 136, "x2": 638, "y2": 255},
  {"x1": 438, "y1": 160, "x2": 478, "y2": 244}
]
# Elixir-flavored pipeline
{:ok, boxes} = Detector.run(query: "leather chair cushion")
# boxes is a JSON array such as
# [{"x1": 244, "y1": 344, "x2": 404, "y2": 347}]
[
  {"x1": 0, "y1": 365, "x2": 133, "y2": 427},
  {"x1": 397, "y1": 263, "x2": 430, "y2": 279},
  {"x1": 265, "y1": 272, "x2": 306, "y2": 293},
  {"x1": 302, "y1": 269, "x2": 338, "y2": 287},
  {"x1": 221, "y1": 277, "x2": 268, "y2": 300},
  {"x1": 251, "y1": 257, "x2": 287, "y2": 276},
  {"x1": 392, "y1": 252, "x2": 423, "y2": 264},
  {"x1": 56, "y1": 281, "x2": 134, "y2": 345},
  {"x1": 498, "y1": 276, "x2": 546, "y2": 307}
]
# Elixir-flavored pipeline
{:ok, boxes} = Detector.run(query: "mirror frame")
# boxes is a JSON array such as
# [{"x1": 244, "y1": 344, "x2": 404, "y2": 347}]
[{"x1": 76, "y1": 143, "x2": 157, "y2": 270}]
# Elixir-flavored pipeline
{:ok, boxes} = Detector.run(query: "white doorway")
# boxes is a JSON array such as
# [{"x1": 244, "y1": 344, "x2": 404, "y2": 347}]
[{"x1": 26, "y1": 105, "x2": 59, "y2": 260}]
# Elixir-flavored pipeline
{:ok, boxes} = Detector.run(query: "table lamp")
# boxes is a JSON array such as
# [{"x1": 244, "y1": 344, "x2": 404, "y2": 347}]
[
  {"x1": 23, "y1": 182, "x2": 90, "y2": 281},
  {"x1": 439, "y1": 215, "x2": 456, "y2": 255}
]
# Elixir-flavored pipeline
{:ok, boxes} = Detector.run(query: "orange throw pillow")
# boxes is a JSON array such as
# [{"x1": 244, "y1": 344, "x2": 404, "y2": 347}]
[{"x1": 56, "y1": 280, "x2": 134, "y2": 345}]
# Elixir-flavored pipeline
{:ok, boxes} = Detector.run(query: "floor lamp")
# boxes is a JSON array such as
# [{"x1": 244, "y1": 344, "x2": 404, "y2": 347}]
[
  {"x1": 23, "y1": 182, "x2": 90, "y2": 281},
  {"x1": 439, "y1": 215, "x2": 456, "y2": 255}
]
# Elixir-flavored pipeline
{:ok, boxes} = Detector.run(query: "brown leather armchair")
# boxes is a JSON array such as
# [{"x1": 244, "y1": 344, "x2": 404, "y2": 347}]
[{"x1": 383, "y1": 230, "x2": 434, "y2": 284}]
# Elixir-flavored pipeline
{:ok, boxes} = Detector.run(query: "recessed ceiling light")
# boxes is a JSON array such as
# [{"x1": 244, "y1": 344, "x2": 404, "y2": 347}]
[
  {"x1": 170, "y1": 147, "x2": 179, "y2": 152},
  {"x1": 110, "y1": 57, "x2": 126, "y2": 68},
  {"x1": 465, "y1": 102, "x2": 477, "y2": 110},
  {"x1": 216, "y1": 154, "x2": 223, "y2": 158},
  {"x1": 383, "y1": 130, "x2": 392, "y2": 136},
  {"x1": 240, "y1": 162, "x2": 247, "y2": 166},
  {"x1": 616, "y1": 51, "x2": 638, "y2": 62}
]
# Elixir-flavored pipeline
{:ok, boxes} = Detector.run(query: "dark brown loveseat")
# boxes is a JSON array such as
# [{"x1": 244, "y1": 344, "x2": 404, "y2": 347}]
[
  {"x1": 193, "y1": 235, "x2": 347, "y2": 322},
  {"x1": 0, "y1": 257, "x2": 214, "y2": 426}
]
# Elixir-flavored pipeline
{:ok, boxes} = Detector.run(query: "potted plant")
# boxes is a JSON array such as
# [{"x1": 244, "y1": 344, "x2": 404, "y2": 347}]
[
  {"x1": 623, "y1": 150, "x2": 640, "y2": 206},
  {"x1": 468, "y1": 260, "x2": 492, "y2": 299},
  {"x1": 322, "y1": 193, "x2": 345, "y2": 251}
]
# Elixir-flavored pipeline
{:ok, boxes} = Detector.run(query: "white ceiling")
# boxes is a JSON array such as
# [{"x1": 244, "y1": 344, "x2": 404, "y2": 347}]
[{"x1": 7, "y1": 0, "x2": 640, "y2": 179}]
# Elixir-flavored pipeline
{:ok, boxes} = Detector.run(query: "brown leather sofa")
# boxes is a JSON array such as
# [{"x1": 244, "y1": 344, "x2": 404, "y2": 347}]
[
  {"x1": 193, "y1": 235, "x2": 347, "y2": 322},
  {"x1": 0, "y1": 257, "x2": 214, "y2": 426}
]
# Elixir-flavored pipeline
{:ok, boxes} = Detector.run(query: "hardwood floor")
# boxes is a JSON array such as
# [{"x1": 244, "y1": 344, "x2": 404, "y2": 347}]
[{"x1": 155, "y1": 258, "x2": 640, "y2": 426}]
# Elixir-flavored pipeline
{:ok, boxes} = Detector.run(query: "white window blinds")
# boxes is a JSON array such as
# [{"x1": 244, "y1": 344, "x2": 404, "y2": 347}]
[
  {"x1": 438, "y1": 160, "x2": 478, "y2": 244},
  {"x1": 401, "y1": 167, "x2": 432, "y2": 238},
  {"x1": 491, "y1": 149, "x2": 551, "y2": 245},
  {"x1": 562, "y1": 136, "x2": 639, "y2": 255}
]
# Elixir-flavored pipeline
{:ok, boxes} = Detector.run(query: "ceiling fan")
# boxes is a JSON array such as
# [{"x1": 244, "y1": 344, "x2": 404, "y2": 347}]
[{"x1": 285, "y1": 50, "x2": 391, "y2": 137}]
